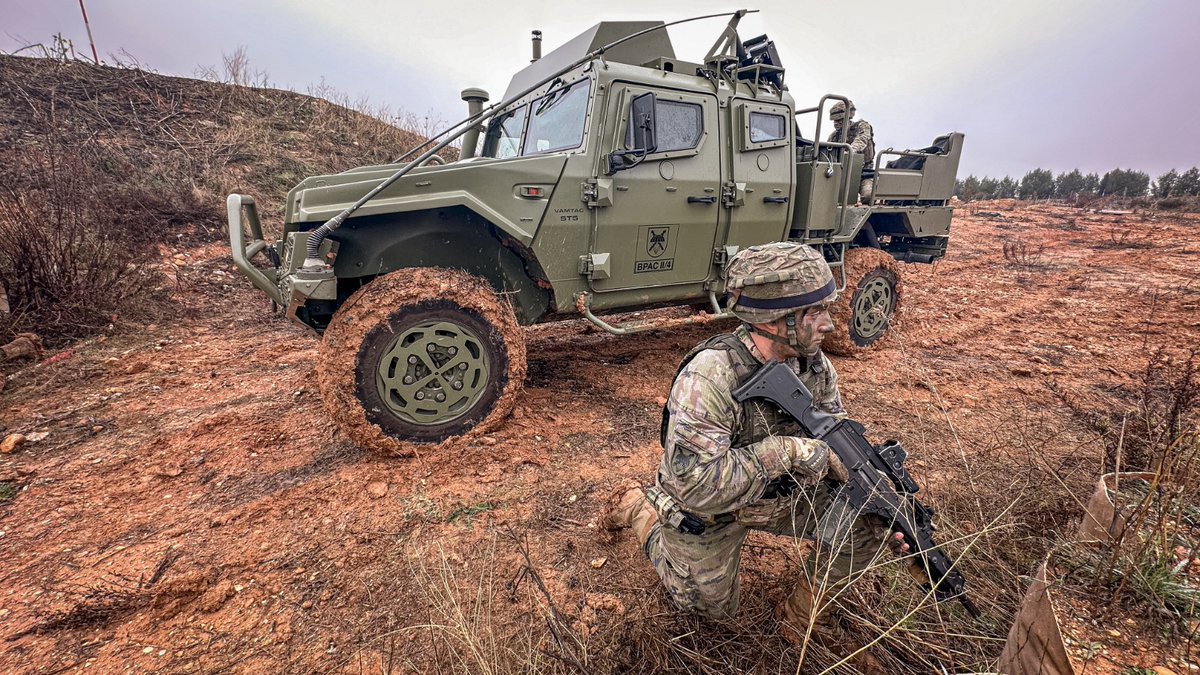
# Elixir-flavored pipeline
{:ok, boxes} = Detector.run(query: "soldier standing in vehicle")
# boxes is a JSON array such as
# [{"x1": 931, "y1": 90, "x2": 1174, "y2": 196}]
[
  {"x1": 604, "y1": 242, "x2": 912, "y2": 661},
  {"x1": 829, "y1": 100, "x2": 875, "y2": 204}
]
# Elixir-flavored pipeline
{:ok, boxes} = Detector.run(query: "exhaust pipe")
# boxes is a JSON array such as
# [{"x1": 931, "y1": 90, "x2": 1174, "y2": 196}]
[
  {"x1": 458, "y1": 88, "x2": 489, "y2": 160},
  {"x1": 531, "y1": 30, "x2": 542, "y2": 62}
]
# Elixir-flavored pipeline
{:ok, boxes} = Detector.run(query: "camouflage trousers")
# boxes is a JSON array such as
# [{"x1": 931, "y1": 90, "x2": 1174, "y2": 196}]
[
  {"x1": 859, "y1": 176, "x2": 875, "y2": 204},
  {"x1": 641, "y1": 481, "x2": 888, "y2": 620}
]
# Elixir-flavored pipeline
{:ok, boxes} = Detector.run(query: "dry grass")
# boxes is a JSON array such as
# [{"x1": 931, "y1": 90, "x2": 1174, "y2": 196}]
[
  {"x1": 1002, "y1": 237, "x2": 1048, "y2": 267},
  {"x1": 313, "y1": 532, "x2": 587, "y2": 674},
  {"x1": 301, "y1": 337, "x2": 1191, "y2": 674},
  {"x1": 0, "y1": 52, "x2": 440, "y2": 344}
]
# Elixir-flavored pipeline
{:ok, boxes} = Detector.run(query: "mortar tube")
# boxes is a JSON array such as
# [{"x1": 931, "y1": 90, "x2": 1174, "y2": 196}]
[{"x1": 458, "y1": 88, "x2": 489, "y2": 160}]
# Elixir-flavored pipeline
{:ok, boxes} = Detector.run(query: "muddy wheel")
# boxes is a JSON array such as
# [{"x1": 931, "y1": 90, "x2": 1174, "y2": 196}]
[
  {"x1": 317, "y1": 267, "x2": 526, "y2": 455},
  {"x1": 823, "y1": 248, "x2": 903, "y2": 356}
]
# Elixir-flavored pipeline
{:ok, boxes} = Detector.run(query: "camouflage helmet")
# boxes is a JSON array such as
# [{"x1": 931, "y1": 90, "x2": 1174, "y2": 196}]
[
  {"x1": 724, "y1": 242, "x2": 837, "y2": 324},
  {"x1": 830, "y1": 100, "x2": 855, "y2": 121}
]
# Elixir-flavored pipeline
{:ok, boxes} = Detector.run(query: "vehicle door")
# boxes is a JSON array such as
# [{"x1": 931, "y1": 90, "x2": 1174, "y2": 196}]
[
  {"x1": 725, "y1": 100, "x2": 794, "y2": 248},
  {"x1": 587, "y1": 84, "x2": 722, "y2": 292}
]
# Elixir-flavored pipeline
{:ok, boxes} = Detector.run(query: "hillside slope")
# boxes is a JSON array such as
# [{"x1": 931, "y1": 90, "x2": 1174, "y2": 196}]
[
  {"x1": 0, "y1": 55, "x2": 434, "y2": 344},
  {"x1": 0, "y1": 54, "x2": 429, "y2": 230}
]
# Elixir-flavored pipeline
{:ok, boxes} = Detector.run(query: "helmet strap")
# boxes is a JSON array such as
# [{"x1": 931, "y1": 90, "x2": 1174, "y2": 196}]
[
  {"x1": 746, "y1": 316, "x2": 810, "y2": 368},
  {"x1": 747, "y1": 322, "x2": 789, "y2": 347},
  {"x1": 785, "y1": 314, "x2": 800, "y2": 350}
]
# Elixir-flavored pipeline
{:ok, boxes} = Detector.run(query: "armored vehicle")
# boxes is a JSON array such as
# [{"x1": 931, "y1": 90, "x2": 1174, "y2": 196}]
[{"x1": 227, "y1": 11, "x2": 964, "y2": 454}]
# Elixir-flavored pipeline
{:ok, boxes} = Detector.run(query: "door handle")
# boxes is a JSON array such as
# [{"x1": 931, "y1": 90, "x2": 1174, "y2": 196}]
[
  {"x1": 687, "y1": 196, "x2": 717, "y2": 204},
  {"x1": 763, "y1": 196, "x2": 789, "y2": 204}
]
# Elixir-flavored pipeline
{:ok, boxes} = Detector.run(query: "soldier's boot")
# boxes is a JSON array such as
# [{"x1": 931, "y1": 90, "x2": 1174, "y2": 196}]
[
  {"x1": 776, "y1": 577, "x2": 886, "y2": 674},
  {"x1": 602, "y1": 483, "x2": 658, "y2": 546},
  {"x1": 776, "y1": 576, "x2": 838, "y2": 645}
]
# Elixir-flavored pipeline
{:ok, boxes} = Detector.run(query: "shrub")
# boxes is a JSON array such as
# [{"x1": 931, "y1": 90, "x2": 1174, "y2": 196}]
[
  {"x1": 1156, "y1": 197, "x2": 1190, "y2": 210},
  {"x1": 1054, "y1": 169, "x2": 1087, "y2": 199},
  {"x1": 0, "y1": 134, "x2": 160, "y2": 343},
  {"x1": 1099, "y1": 168, "x2": 1151, "y2": 197},
  {"x1": 1002, "y1": 238, "x2": 1046, "y2": 267}
]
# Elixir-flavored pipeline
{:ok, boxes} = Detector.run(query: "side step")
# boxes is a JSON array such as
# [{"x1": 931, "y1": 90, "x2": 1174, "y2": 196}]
[{"x1": 575, "y1": 292, "x2": 733, "y2": 336}]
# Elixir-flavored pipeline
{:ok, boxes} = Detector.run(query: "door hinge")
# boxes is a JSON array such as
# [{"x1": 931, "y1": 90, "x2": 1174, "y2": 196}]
[
  {"x1": 713, "y1": 245, "x2": 740, "y2": 268},
  {"x1": 721, "y1": 181, "x2": 746, "y2": 207},
  {"x1": 582, "y1": 178, "x2": 613, "y2": 208},
  {"x1": 578, "y1": 252, "x2": 611, "y2": 280}
]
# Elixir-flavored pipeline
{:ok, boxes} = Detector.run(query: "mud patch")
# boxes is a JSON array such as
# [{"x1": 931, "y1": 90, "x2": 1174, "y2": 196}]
[
  {"x1": 316, "y1": 267, "x2": 527, "y2": 459},
  {"x1": 824, "y1": 247, "x2": 904, "y2": 356}
]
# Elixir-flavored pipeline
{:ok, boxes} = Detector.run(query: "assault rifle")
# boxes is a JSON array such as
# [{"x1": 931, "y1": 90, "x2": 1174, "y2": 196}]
[{"x1": 732, "y1": 359, "x2": 981, "y2": 617}]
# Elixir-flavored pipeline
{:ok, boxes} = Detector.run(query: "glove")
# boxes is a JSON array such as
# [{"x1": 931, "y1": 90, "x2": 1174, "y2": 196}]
[{"x1": 783, "y1": 437, "x2": 832, "y2": 482}]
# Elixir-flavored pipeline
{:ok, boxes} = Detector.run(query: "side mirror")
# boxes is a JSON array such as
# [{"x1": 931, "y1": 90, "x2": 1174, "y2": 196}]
[
  {"x1": 630, "y1": 92, "x2": 657, "y2": 153},
  {"x1": 607, "y1": 92, "x2": 658, "y2": 174}
]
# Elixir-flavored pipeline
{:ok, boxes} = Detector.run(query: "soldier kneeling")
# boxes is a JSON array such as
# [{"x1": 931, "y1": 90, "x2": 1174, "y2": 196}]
[{"x1": 605, "y1": 242, "x2": 911, "y2": 664}]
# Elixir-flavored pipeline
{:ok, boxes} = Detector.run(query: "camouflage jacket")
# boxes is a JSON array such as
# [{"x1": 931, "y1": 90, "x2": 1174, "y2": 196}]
[
  {"x1": 658, "y1": 325, "x2": 846, "y2": 517},
  {"x1": 828, "y1": 119, "x2": 875, "y2": 170}
]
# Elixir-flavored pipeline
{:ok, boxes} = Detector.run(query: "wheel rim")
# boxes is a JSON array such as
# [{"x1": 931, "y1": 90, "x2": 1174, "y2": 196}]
[
  {"x1": 851, "y1": 275, "x2": 895, "y2": 341},
  {"x1": 374, "y1": 320, "x2": 490, "y2": 426}
]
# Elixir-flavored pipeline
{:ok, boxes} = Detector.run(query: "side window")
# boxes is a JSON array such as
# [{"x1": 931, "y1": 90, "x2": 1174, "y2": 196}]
[
  {"x1": 483, "y1": 106, "x2": 527, "y2": 159},
  {"x1": 738, "y1": 103, "x2": 790, "y2": 151},
  {"x1": 522, "y1": 78, "x2": 591, "y2": 155},
  {"x1": 749, "y1": 112, "x2": 786, "y2": 143},
  {"x1": 656, "y1": 100, "x2": 704, "y2": 152},
  {"x1": 625, "y1": 98, "x2": 703, "y2": 154}
]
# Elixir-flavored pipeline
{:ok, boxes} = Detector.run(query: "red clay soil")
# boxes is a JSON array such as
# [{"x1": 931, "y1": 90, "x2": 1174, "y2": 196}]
[{"x1": 0, "y1": 201, "x2": 1198, "y2": 672}]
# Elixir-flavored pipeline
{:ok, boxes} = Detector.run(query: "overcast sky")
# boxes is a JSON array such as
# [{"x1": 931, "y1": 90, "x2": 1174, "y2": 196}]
[{"x1": 5, "y1": 0, "x2": 1198, "y2": 179}]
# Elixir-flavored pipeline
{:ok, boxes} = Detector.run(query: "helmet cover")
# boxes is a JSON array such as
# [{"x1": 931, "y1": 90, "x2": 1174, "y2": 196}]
[
  {"x1": 725, "y1": 242, "x2": 837, "y2": 324},
  {"x1": 830, "y1": 100, "x2": 856, "y2": 121}
]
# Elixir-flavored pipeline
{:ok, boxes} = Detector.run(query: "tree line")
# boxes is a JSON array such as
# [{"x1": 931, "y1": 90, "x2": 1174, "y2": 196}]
[{"x1": 954, "y1": 167, "x2": 1200, "y2": 201}]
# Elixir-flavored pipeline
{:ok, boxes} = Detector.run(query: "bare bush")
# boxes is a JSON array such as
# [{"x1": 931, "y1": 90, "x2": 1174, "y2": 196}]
[
  {"x1": 0, "y1": 136, "x2": 159, "y2": 343},
  {"x1": 1065, "y1": 272, "x2": 1092, "y2": 291},
  {"x1": 1002, "y1": 238, "x2": 1046, "y2": 267},
  {"x1": 1101, "y1": 223, "x2": 1155, "y2": 249},
  {"x1": 1046, "y1": 349, "x2": 1200, "y2": 649},
  {"x1": 1156, "y1": 196, "x2": 1200, "y2": 212},
  {"x1": 218, "y1": 46, "x2": 271, "y2": 88},
  {"x1": 1102, "y1": 348, "x2": 1198, "y2": 475}
]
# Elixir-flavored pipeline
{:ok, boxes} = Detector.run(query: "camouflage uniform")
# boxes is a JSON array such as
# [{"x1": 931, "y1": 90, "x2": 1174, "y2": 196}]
[
  {"x1": 614, "y1": 242, "x2": 897, "y2": 619},
  {"x1": 829, "y1": 102, "x2": 875, "y2": 203},
  {"x1": 642, "y1": 325, "x2": 886, "y2": 619},
  {"x1": 827, "y1": 119, "x2": 875, "y2": 171}
]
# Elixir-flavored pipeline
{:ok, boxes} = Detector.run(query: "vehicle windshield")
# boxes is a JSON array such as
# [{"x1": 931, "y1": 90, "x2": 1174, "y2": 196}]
[
  {"x1": 479, "y1": 78, "x2": 590, "y2": 159},
  {"x1": 481, "y1": 106, "x2": 527, "y2": 159},
  {"x1": 522, "y1": 78, "x2": 590, "y2": 155}
]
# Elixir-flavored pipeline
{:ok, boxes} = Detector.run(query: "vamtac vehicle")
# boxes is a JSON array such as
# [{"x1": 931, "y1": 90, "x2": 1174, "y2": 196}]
[{"x1": 227, "y1": 11, "x2": 964, "y2": 454}]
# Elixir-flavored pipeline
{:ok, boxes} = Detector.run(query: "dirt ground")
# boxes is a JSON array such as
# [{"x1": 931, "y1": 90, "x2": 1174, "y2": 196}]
[{"x1": 1, "y1": 200, "x2": 1198, "y2": 673}]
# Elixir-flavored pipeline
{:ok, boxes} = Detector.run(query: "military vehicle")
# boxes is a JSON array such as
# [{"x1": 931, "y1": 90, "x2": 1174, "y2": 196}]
[{"x1": 227, "y1": 11, "x2": 964, "y2": 454}]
